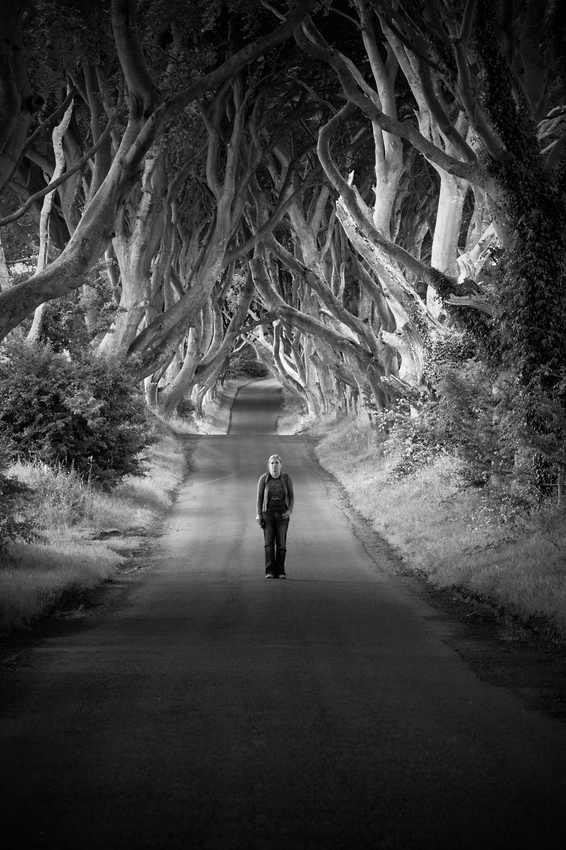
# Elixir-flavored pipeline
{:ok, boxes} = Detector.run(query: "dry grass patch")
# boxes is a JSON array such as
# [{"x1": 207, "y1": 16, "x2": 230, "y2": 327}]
[
  {"x1": 0, "y1": 432, "x2": 187, "y2": 636},
  {"x1": 0, "y1": 536, "x2": 123, "y2": 634}
]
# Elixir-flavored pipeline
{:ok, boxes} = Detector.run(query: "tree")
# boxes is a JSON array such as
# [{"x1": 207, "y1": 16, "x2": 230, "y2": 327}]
[
  {"x1": 286, "y1": 0, "x2": 566, "y2": 479},
  {"x1": 1, "y1": 0, "x2": 565, "y2": 490},
  {"x1": 0, "y1": 0, "x2": 318, "y2": 338}
]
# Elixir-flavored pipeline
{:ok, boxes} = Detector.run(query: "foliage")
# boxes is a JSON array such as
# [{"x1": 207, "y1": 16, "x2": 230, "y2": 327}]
[
  {"x1": 432, "y1": 360, "x2": 516, "y2": 487},
  {"x1": 23, "y1": 0, "x2": 114, "y2": 97},
  {"x1": 375, "y1": 402, "x2": 448, "y2": 481},
  {"x1": 469, "y1": 0, "x2": 566, "y2": 483},
  {"x1": 0, "y1": 340, "x2": 152, "y2": 488},
  {"x1": 37, "y1": 277, "x2": 119, "y2": 354},
  {"x1": 225, "y1": 346, "x2": 268, "y2": 379},
  {"x1": 0, "y1": 440, "x2": 35, "y2": 553},
  {"x1": 383, "y1": 353, "x2": 566, "y2": 498}
]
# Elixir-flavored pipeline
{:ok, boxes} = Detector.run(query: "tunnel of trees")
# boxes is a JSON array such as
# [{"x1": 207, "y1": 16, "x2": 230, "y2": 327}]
[{"x1": 1, "y1": 0, "x2": 565, "y2": 498}]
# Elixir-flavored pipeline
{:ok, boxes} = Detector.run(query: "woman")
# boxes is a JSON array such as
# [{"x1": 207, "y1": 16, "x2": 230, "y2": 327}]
[{"x1": 256, "y1": 454, "x2": 294, "y2": 579}]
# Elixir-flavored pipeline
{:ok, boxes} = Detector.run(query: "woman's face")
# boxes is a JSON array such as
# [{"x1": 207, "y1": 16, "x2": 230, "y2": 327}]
[{"x1": 268, "y1": 458, "x2": 281, "y2": 478}]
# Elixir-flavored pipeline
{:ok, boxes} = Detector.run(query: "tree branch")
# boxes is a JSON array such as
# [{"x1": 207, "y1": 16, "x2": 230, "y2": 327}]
[
  {"x1": 0, "y1": 122, "x2": 114, "y2": 228},
  {"x1": 164, "y1": 0, "x2": 319, "y2": 117},
  {"x1": 296, "y1": 18, "x2": 480, "y2": 184},
  {"x1": 111, "y1": 0, "x2": 160, "y2": 118},
  {"x1": 251, "y1": 253, "x2": 372, "y2": 369}
]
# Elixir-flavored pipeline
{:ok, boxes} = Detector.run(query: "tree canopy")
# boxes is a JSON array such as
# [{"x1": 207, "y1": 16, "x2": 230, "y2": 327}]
[{"x1": 1, "y1": 0, "x2": 565, "y2": 492}]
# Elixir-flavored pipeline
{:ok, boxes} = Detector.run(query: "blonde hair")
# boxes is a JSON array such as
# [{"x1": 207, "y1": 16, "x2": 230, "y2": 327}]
[{"x1": 267, "y1": 454, "x2": 282, "y2": 470}]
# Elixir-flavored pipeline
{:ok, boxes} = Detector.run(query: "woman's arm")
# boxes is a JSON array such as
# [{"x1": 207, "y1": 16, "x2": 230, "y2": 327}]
[
  {"x1": 256, "y1": 475, "x2": 265, "y2": 519},
  {"x1": 285, "y1": 475, "x2": 294, "y2": 515}
]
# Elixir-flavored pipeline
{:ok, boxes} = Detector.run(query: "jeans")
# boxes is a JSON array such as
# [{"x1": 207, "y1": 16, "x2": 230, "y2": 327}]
[{"x1": 262, "y1": 511, "x2": 289, "y2": 576}]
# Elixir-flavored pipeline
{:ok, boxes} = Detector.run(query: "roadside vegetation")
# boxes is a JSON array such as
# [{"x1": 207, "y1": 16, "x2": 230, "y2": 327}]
[
  {"x1": 309, "y1": 412, "x2": 566, "y2": 640},
  {"x1": 0, "y1": 337, "x2": 193, "y2": 635},
  {"x1": 0, "y1": 429, "x2": 187, "y2": 636}
]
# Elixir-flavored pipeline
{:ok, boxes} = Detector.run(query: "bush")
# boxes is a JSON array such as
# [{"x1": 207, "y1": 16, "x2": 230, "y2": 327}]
[
  {"x1": 38, "y1": 281, "x2": 120, "y2": 355},
  {"x1": 0, "y1": 440, "x2": 35, "y2": 553},
  {"x1": 372, "y1": 402, "x2": 446, "y2": 480},
  {"x1": 0, "y1": 340, "x2": 152, "y2": 488},
  {"x1": 176, "y1": 396, "x2": 196, "y2": 420},
  {"x1": 225, "y1": 347, "x2": 268, "y2": 380}
]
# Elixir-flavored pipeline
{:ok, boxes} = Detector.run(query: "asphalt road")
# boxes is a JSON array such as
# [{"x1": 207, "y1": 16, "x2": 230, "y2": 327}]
[{"x1": 2, "y1": 378, "x2": 566, "y2": 849}]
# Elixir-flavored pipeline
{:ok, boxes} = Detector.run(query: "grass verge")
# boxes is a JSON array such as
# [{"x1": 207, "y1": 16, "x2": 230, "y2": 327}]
[
  {"x1": 311, "y1": 415, "x2": 566, "y2": 638},
  {"x1": 0, "y1": 429, "x2": 188, "y2": 636}
]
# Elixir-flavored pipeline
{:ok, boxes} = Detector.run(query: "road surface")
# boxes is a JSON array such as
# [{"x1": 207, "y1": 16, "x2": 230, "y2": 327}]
[{"x1": 1, "y1": 378, "x2": 566, "y2": 849}]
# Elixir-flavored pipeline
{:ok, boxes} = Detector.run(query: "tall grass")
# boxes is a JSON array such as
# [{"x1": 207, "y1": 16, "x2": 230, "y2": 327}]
[
  {"x1": 0, "y1": 432, "x2": 187, "y2": 636},
  {"x1": 313, "y1": 415, "x2": 566, "y2": 637},
  {"x1": 0, "y1": 539, "x2": 122, "y2": 634}
]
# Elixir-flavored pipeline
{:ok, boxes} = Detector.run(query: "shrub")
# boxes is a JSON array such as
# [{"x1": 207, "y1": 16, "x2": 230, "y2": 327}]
[
  {"x1": 38, "y1": 280, "x2": 119, "y2": 355},
  {"x1": 225, "y1": 347, "x2": 268, "y2": 380},
  {"x1": 373, "y1": 402, "x2": 447, "y2": 480},
  {"x1": 176, "y1": 396, "x2": 196, "y2": 420},
  {"x1": 0, "y1": 340, "x2": 152, "y2": 488},
  {"x1": 0, "y1": 440, "x2": 35, "y2": 553}
]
